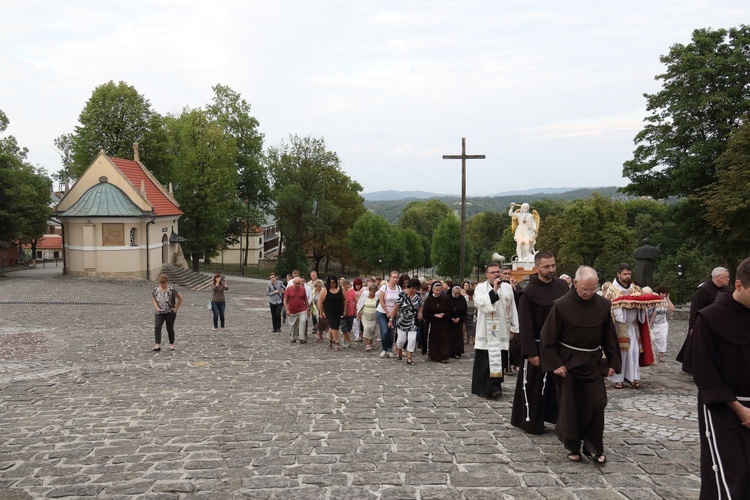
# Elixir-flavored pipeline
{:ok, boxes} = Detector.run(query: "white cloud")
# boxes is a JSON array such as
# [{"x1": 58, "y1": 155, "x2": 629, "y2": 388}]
[{"x1": 0, "y1": 0, "x2": 746, "y2": 194}]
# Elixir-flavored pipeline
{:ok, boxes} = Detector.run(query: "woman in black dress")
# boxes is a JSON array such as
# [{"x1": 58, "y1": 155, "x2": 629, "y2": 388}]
[
  {"x1": 423, "y1": 281, "x2": 451, "y2": 363},
  {"x1": 318, "y1": 275, "x2": 345, "y2": 351},
  {"x1": 448, "y1": 285, "x2": 467, "y2": 358}
]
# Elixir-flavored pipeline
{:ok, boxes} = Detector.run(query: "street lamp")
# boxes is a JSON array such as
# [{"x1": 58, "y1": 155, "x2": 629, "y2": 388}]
[
  {"x1": 379, "y1": 257, "x2": 383, "y2": 279},
  {"x1": 677, "y1": 264, "x2": 684, "y2": 304}
]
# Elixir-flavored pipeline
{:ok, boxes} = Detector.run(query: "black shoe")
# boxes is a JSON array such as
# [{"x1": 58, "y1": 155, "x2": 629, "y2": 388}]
[
  {"x1": 488, "y1": 390, "x2": 502, "y2": 399},
  {"x1": 152, "y1": 347, "x2": 161, "y2": 352}
]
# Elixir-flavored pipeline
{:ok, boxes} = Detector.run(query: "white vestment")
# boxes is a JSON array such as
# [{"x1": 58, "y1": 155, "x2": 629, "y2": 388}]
[
  {"x1": 607, "y1": 280, "x2": 647, "y2": 384},
  {"x1": 474, "y1": 279, "x2": 518, "y2": 377}
]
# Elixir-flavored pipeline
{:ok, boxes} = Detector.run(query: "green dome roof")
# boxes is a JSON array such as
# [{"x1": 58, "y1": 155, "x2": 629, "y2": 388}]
[{"x1": 60, "y1": 177, "x2": 151, "y2": 217}]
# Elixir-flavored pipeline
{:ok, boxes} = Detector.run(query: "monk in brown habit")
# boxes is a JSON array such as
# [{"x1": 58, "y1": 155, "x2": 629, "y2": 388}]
[
  {"x1": 677, "y1": 266, "x2": 730, "y2": 374},
  {"x1": 692, "y1": 256, "x2": 750, "y2": 500},
  {"x1": 511, "y1": 250, "x2": 569, "y2": 434},
  {"x1": 540, "y1": 265, "x2": 621, "y2": 464}
]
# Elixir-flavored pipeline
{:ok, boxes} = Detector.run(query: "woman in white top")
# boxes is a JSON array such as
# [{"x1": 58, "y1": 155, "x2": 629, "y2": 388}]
[
  {"x1": 377, "y1": 271, "x2": 401, "y2": 358},
  {"x1": 651, "y1": 285, "x2": 675, "y2": 362},
  {"x1": 357, "y1": 282, "x2": 380, "y2": 351}
]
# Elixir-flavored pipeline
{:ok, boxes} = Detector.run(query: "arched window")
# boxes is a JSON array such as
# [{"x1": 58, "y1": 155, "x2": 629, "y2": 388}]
[{"x1": 130, "y1": 228, "x2": 137, "y2": 246}]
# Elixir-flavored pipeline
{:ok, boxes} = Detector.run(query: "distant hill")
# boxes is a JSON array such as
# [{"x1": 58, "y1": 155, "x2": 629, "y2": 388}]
[
  {"x1": 362, "y1": 187, "x2": 585, "y2": 201},
  {"x1": 362, "y1": 190, "x2": 450, "y2": 201},
  {"x1": 365, "y1": 186, "x2": 626, "y2": 223}
]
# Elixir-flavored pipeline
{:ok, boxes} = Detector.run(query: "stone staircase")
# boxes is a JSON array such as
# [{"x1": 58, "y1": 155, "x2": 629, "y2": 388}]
[{"x1": 160, "y1": 263, "x2": 213, "y2": 291}]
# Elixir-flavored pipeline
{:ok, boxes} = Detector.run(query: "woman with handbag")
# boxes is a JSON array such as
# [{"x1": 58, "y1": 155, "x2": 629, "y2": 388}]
[{"x1": 391, "y1": 278, "x2": 424, "y2": 365}]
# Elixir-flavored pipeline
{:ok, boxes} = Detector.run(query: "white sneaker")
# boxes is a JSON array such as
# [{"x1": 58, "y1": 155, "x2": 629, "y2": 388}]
[
  {"x1": 379, "y1": 351, "x2": 387, "y2": 358},
  {"x1": 387, "y1": 352, "x2": 394, "y2": 358}
]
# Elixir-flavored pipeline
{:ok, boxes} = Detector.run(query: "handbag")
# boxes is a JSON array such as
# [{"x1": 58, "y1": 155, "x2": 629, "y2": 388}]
[{"x1": 207, "y1": 300, "x2": 212, "y2": 310}]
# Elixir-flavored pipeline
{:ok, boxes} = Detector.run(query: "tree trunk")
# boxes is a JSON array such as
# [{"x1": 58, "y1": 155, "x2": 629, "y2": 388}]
[{"x1": 192, "y1": 253, "x2": 201, "y2": 272}]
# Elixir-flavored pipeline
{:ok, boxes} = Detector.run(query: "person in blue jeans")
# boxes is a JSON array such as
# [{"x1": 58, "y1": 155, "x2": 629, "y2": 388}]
[
  {"x1": 152, "y1": 274, "x2": 183, "y2": 351},
  {"x1": 377, "y1": 271, "x2": 402, "y2": 358},
  {"x1": 210, "y1": 273, "x2": 228, "y2": 331}
]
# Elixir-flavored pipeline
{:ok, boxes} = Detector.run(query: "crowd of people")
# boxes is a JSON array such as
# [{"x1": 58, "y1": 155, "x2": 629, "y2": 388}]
[
  {"x1": 266, "y1": 269, "x2": 477, "y2": 363},
  {"x1": 148, "y1": 252, "x2": 750, "y2": 498}
]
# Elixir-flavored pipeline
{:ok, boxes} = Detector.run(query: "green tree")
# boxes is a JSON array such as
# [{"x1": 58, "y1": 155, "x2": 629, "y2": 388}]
[
  {"x1": 311, "y1": 168, "x2": 366, "y2": 274},
  {"x1": 623, "y1": 26, "x2": 750, "y2": 199},
  {"x1": 398, "y1": 199, "x2": 452, "y2": 267},
  {"x1": 400, "y1": 227, "x2": 425, "y2": 273},
  {"x1": 206, "y1": 84, "x2": 271, "y2": 267},
  {"x1": 346, "y1": 212, "x2": 406, "y2": 274},
  {"x1": 0, "y1": 110, "x2": 52, "y2": 254},
  {"x1": 52, "y1": 133, "x2": 75, "y2": 188},
  {"x1": 540, "y1": 194, "x2": 636, "y2": 279},
  {"x1": 268, "y1": 135, "x2": 365, "y2": 274},
  {"x1": 62, "y1": 80, "x2": 171, "y2": 179},
  {"x1": 167, "y1": 108, "x2": 238, "y2": 271},
  {"x1": 653, "y1": 245, "x2": 713, "y2": 304},
  {"x1": 699, "y1": 121, "x2": 750, "y2": 264},
  {"x1": 622, "y1": 26, "x2": 750, "y2": 265},
  {"x1": 466, "y1": 211, "x2": 505, "y2": 265},
  {"x1": 431, "y1": 214, "x2": 473, "y2": 279}
]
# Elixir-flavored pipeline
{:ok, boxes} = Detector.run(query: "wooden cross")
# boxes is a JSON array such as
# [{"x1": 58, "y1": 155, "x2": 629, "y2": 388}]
[{"x1": 443, "y1": 137, "x2": 486, "y2": 282}]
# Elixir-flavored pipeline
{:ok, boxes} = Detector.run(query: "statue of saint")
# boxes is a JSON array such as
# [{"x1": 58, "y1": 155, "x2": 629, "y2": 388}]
[
  {"x1": 632, "y1": 238, "x2": 660, "y2": 288},
  {"x1": 509, "y1": 203, "x2": 539, "y2": 262}
]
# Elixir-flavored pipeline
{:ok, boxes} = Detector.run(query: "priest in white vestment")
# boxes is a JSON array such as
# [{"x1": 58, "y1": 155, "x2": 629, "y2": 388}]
[{"x1": 472, "y1": 262, "x2": 519, "y2": 399}]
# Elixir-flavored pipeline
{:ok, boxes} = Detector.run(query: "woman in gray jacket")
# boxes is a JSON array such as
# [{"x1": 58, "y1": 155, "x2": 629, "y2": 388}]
[{"x1": 267, "y1": 273, "x2": 285, "y2": 333}]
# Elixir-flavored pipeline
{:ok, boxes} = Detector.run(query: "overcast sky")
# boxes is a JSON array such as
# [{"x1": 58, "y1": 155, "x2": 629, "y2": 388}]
[{"x1": 1, "y1": 1, "x2": 746, "y2": 196}]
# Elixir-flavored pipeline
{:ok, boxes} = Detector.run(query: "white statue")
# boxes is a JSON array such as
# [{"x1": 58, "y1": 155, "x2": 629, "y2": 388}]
[{"x1": 509, "y1": 202, "x2": 539, "y2": 262}]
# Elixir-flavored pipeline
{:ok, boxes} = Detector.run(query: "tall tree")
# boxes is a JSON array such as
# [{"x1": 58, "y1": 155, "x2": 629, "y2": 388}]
[
  {"x1": 400, "y1": 227, "x2": 425, "y2": 273},
  {"x1": 0, "y1": 109, "x2": 52, "y2": 254},
  {"x1": 538, "y1": 194, "x2": 635, "y2": 279},
  {"x1": 62, "y1": 80, "x2": 171, "y2": 179},
  {"x1": 267, "y1": 134, "x2": 365, "y2": 274},
  {"x1": 310, "y1": 168, "x2": 366, "y2": 273},
  {"x1": 622, "y1": 26, "x2": 750, "y2": 199},
  {"x1": 398, "y1": 199, "x2": 452, "y2": 267},
  {"x1": 206, "y1": 84, "x2": 271, "y2": 267},
  {"x1": 699, "y1": 122, "x2": 750, "y2": 263},
  {"x1": 167, "y1": 108, "x2": 238, "y2": 271},
  {"x1": 346, "y1": 212, "x2": 406, "y2": 274},
  {"x1": 466, "y1": 211, "x2": 506, "y2": 264},
  {"x1": 431, "y1": 214, "x2": 473, "y2": 279}
]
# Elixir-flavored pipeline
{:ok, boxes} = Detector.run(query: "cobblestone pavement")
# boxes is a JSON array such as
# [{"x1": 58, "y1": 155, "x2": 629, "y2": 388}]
[{"x1": 0, "y1": 269, "x2": 701, "y2": 499}]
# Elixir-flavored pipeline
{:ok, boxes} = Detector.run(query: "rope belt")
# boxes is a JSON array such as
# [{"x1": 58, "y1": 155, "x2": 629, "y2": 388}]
[
  {"x1": 737, "y1": 396, "x2": 750, "y2": 402},
  {"x1": 559, "y1": 341, "x2": 600, "y2": 353}
]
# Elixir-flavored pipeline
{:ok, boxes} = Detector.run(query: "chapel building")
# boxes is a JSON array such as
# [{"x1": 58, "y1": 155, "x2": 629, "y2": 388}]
[{"x1": 53, "y1": 146, "x2": 185, "y2": 279}]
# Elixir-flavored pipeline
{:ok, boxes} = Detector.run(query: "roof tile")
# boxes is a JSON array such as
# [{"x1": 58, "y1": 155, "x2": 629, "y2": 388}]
[{"x1": 110, "y1": 158, "x2": 183, "y2": 216}]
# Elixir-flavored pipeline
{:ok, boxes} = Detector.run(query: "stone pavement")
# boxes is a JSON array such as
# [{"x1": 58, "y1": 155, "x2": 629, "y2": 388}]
[{"x1": 0, "y1": 269, "x2": 701, "y2": 499}]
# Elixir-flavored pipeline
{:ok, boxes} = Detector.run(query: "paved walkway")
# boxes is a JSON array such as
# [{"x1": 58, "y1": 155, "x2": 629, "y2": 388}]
[{"x1": 0, "y1": 269, "x2": 701, "y2": 499}]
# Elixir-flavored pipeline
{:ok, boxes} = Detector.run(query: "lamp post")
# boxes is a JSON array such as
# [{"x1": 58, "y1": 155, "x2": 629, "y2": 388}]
[
  {"x1": 677, "y1": 264, "x2": 684, "y2": 304},
  {"x1": 379, "y1": 257, "x2": 383, "y2": 280}
]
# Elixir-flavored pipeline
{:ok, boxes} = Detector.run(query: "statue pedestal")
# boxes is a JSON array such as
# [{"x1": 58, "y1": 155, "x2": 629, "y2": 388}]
[{"x1": 511, "y1": 260, "x2": 536, "y2": 284}]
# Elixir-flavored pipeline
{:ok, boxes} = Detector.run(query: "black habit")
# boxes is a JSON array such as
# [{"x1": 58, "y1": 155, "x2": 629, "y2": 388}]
[
  {"x1": 448, "y1": 294, "x2": 467, "y2": 358},
  {"x1": 540, "y1": 290, "x2": 621, "y2": 455},
  {"x1": 424, "y1": 293, "x2": 451, "y2": 362},
  {"x1": 677, "y1": 277, "x2": 729, "y2": 374},
  {"x1": 692, "y1": 293, "x2": 750, "y2": 500},
  {"x1": 511, "y1": 275, "x2": 569, "y2": 434}
]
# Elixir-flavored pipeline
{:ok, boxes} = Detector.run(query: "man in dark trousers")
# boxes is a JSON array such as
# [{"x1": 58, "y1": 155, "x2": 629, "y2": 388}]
[
  {"x1": 511, "y1": 251, "x2": 569, "y2": 434},
  {"x1": 692, "y1": 257, "x2": 750, "y2": 499},
  {"x1": 540, "y1": 266, "x2": 621, "y2": 464},
  {"x1": 676, "y1": 266, "x2": 730, "y2": 373}
]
